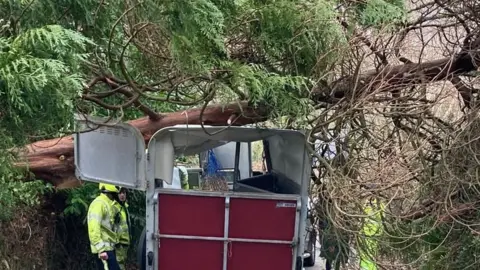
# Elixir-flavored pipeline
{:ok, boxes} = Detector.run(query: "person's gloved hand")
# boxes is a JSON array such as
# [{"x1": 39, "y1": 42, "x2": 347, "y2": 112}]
[{"x1": 99, "y1": 252, "x2": 109, "y2": 260}]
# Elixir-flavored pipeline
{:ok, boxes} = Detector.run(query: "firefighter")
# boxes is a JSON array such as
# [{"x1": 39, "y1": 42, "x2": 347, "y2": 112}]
[
  {"x1": 87, "y1": 183, "x2": 122, "y2": 270},
  {"x1": 115, "y1": 187, "x2": 131, "y2": 270}
]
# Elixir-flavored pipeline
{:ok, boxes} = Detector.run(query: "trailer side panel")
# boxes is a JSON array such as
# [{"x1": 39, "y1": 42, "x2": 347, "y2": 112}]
[{"x1": 229, "y1": 197, "x2": 296, "y2": 240}]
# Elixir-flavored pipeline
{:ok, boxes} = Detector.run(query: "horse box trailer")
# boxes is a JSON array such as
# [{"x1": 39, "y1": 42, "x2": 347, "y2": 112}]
[{"x1": 73, "y1": 115, "x2": 313, "y2": 270}]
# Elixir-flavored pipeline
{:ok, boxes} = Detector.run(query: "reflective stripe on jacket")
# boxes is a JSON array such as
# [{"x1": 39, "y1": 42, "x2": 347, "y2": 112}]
[
  {"x1": 114, "y1": 202, "x2": 131, "y2": 245},
  {"x1": 87, "y1": 193, "x2": 119, "y2": 254}
]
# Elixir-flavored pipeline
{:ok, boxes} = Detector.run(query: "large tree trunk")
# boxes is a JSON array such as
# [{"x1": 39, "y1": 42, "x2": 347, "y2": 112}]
[{"x1": 16, "y1": 101, "x2": 267, "y2": 188}]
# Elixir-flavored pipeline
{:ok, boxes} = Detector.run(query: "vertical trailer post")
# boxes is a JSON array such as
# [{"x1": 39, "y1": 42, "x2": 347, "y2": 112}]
[{"x1": 146, "y1": 135, "x2": 175, "y2": 269}]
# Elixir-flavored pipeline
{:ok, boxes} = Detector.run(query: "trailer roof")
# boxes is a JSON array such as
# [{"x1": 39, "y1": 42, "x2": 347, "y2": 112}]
[{"x1": 149, "y1": 125, "x2": 305, "y2": 155}]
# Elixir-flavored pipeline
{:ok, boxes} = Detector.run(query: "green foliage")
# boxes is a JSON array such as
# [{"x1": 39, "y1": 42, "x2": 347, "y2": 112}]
[
  {"x1": 83, "y1": 95, "x2": 180, "y2": 120},
  {"x1": 167, "y1": 0, "x2": 227, "y2": 72},
  {"x1": 0, "y1": 169, "x2": 53, "y2": 220},
  {"x1": 0, "y1": 23, "x2": 92, "y2": 222},
  {"x1": 223, "y1": 61, "x2": 314, "y2": 118},
  {"x1": 4, "y1": 0, "x2": 349, "y2": 125},
  {"x1": 243, "y1": 0, "x2": 346, "y2": 76},
  {"x1": 99, "y1": 0, "x2": 345, "y2": 120},
  {"x1": 357, "y1": 0, "x2": 406, "y2": 28},
  {"x1": 63, "y1": 182, "x2": 99, "y2": 219},
  {"x1": 0, "y1": 24, "x2": 93, "y2": 144},
  {"x1": 0, "y1": 0, "x2": 121, "y2": 40}
]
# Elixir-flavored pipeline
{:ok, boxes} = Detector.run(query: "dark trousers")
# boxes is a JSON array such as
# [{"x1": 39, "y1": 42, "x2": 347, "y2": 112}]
[{"x1": 95, "y1": 250, "x2": 121, "y2": 270}]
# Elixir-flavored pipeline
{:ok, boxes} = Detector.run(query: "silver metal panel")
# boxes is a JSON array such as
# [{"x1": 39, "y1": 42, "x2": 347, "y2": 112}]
[
  {"x1": 151, "y1": 135, "x2": 174, "y2": 185},
  {"x1": 74, "y1": 116, "x2": 146, "y2": 190},
  {"x1": 148, "y1": 125, "x2": 306, "y2": 161},
  {"x1": 267, "y1": 134, "x2": 308, "y2": 189},
  {"x1": 146, "y1": 148, "x2": 159, "y2": 270},
  {"x1": 222, "y1": 196, "x2": 230, "y2": 270},
  {"x1": 156, "y1": 234, "x2": 293, "y2": 245},
  {"x1": 296, "y1": 147, "x2": 310, "y2": 261},
  {"x1": 291, "y1": 197, "x2": 302, "y2": 270},
  {"x1": 155, "y1": 188, "x2": 299, "y2": 201}
]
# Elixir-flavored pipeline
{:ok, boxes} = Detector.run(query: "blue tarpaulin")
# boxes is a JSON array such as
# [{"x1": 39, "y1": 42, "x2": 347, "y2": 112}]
[{"x1": 204, "y1": 150, "x2": 224, "y2": 177}]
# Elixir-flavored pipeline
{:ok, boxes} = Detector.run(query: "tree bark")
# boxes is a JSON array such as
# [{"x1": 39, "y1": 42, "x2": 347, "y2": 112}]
[
  {"x1": 15, "y1": 101, "x2": 268, "y2": 188},
  {"x1": 312, "y1": 35, "x2": 480, "y2": 104}
]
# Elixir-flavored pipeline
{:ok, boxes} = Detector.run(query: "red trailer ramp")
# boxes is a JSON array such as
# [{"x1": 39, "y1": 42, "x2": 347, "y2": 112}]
[{"x1": 156, "y1": 189, "x2": 301, "y2": 270}]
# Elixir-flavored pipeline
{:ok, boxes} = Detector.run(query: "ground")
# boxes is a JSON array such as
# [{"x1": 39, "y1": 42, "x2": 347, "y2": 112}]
[{"x1": 305, "y1": 262, "x2": 325, "y2": 270}]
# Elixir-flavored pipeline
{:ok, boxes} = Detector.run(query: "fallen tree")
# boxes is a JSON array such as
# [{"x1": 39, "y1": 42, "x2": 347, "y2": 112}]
[
  {"x1": 9, "y1": 4, "x2": 480, "y2": 199},
  {"x1": 6, "y1": 1, "x2": 480, "y2": 269},
  {"x1": 17, "y1": 34, "x2": 480, "y2": 188},
  {"x1": 16, "y1": 101, "x2": 268, "y2": 188}
]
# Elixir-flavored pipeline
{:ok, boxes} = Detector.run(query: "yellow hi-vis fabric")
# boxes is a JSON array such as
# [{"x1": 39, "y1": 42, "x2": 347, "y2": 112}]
[
  {"x1": 116, "y1": 246, "x2": 127, "y2": 270},
  {"x1": 99, "y1": 183, "x2": 120, "y2": 193},
  {"x1": 359, "y1": 199, "x2": 384, "y2": 270},
  {"x1": 114, "y1": 202, "x2": 130, "y2": 270},
  {"x1": 114, "y1": 202, "x2": 131, "y2": 245},
  {"x1": 87, "y1": 193, "x2": 120, "y2": 254},
  {"x1": 102, "y1": 260, "x2": 109, "y2": 270}
]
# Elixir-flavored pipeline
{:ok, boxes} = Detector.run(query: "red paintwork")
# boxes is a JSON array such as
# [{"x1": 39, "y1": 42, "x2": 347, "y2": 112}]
[
  {"x1": 229, "y1": 197, "x2": 297, "y2": 241},
  {"x1": 157, "y1": 192, "x2": 298, "y2": 270},
  {"x1": 227, "y1": 242, "x2": 293, "y2": 270},
  {"x1": 158, "y1": 238, "x2": 224, "y2": 270},
  {"x1": 158, "y1": 194, "x2": 225, "y2": 237}
]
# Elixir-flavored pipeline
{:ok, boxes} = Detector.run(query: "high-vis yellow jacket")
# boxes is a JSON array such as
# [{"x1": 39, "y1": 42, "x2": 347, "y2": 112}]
[
  {"x1": 87, "y1": 193, "x2": 120, "y2": 254},
  {"x1": 114, "y1": 202, "x2": 131, "y2": 246},
  {"x1": 114, "y1": 202, "x2": 131, "y2": 270}
]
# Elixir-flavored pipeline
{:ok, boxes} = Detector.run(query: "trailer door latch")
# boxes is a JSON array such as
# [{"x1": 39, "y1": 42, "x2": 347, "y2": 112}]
[
  {"x1": 290, "y1": 240, "x2": 298, "y2": 248},
  {"x1": 147, "y1": 251, "x2": 154, "y2": 266}
]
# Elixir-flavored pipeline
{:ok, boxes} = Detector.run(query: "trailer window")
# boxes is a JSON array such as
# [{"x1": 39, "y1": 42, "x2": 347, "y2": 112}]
[{"x1": 251, "y1": 140, "x2": 266, "y2": 175}]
